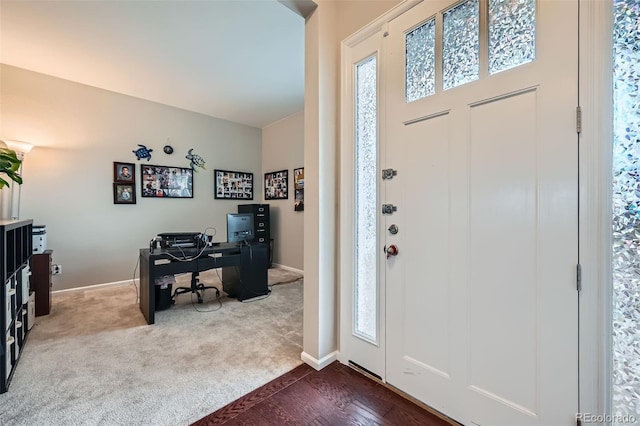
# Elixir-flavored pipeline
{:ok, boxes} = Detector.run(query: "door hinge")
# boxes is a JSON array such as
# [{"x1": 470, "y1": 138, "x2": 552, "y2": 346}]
[
  {"x1": 576, "y1": 106, "x2": 582, "y2": 134},
  {"x1": 576, "y1": 263, "x2": 582, "y2": 292},
  {"x1": 577, "y1": 419, "x2": 582, "y2": 426}
]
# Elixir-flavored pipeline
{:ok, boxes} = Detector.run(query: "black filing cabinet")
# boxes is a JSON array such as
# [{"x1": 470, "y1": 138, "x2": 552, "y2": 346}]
[{"x1": 238, "y1": 204, "x2": 270, "y2": 266}]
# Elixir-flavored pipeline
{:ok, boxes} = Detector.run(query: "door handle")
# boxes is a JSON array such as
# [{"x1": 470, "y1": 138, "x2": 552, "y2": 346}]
[{"x1": 386, "y1": 244, "x2": 399, "y2": 259}]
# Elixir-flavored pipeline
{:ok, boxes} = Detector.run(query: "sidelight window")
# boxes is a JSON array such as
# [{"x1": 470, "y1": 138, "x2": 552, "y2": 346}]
[
  {"x1": 354, "y1": 55, "x2": 378, "y2": 342},
  {"x1": 611, "y1": 0, "x2": 640, "y2": 420}
]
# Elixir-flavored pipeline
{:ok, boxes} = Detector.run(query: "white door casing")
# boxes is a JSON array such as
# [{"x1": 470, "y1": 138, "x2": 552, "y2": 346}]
[{"x1": 339, "y1": 29, "x2": 387, "y2": 378}]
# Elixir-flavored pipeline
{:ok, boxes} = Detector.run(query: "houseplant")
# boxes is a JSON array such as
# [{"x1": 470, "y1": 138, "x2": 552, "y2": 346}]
[{"x1": 0, "y1": 147, "x2": 23, "y2": 189}]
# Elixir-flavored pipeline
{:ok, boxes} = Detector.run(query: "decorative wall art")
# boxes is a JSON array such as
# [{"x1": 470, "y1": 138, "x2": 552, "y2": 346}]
[
  {"x1": 132, "y1": 144, "x2": 153, "y2": 161},
  {"x1": 264, "y1": 169, "x2": 288, "y2": 200},
  {"x1": 214, "y1": 169, "x2": 254, "y2": 200},
  {"x1": 186, "y1": 148, "x2": 206, "y2": 171},
  {"x1": 294, "y1": 167, "x2": 304, "y2": 211},
  {"x1": 141, "y1": 165, "x2": 193, "y2": 198},
  {"x1": 113, "y1": 183, "x2": 136, "y2": 204},
  {"x1": 114, "y1": 161, "x2": 135, "y2": 183}
]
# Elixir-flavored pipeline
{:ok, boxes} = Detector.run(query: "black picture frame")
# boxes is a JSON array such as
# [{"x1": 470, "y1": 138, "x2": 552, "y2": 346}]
[
  {"x1": 294, "y1": 167, "x2": 304, "y2": 211},
  {"x1": 114, "y1": 161, "x2": 135, "y2": 183},
  {"x1": 214, "y1": 169, "x2": 254, "y2": 200},
  {"x1": 264, "y1": 169, "x2": 288, "y2": 200},
  {"x1": 113, "y1": 183, "x2": 136, "y2": 204},
  {"x1": 140, "y1": 164, "x2": 194, "y2": 198}
]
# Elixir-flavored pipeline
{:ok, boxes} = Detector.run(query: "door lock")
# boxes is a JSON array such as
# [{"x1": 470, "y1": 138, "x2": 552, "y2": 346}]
[
  {"x1": 382, "y1": 169, "x2": 398, "y2": 180},
  {"x1": 382, "y1": 204, "x2": 398, "y2": 215},
  {"x1": 386, "y1": 244, "x2": 399, "y2": 259},
  {"x1": 388, "y1": 224, "x2": 399, "y2": 235}
]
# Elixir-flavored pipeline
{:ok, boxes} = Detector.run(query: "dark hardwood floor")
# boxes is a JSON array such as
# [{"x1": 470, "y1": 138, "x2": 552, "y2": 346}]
[{"x1": 193, "y1": 361, "x2": 457, "y2": 425}]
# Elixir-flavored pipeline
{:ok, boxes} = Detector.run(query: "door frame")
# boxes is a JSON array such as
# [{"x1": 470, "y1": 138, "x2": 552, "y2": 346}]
[
  {"x1": 578, "y1": 0, "x2": 613, "y2": 417},
  {"x1": 338, "y1": 0, "x2": 422, "y2": 375},
  {"x1": 338, "y1": 0, "x2": 612, "y2": 417}
]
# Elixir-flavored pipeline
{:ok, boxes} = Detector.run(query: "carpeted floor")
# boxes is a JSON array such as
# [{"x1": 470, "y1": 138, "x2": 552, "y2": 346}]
[{"x1": 0, "y1": 267, "x2": 303, "y2": 425}]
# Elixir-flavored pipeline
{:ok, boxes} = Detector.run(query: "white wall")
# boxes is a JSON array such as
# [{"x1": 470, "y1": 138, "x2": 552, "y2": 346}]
[
  {"x1": 0, "y1": 64, "x2": 263, "y2": 290},
  {"x1": 262, "y1": 110, "x2": 304, "y2": 270}
]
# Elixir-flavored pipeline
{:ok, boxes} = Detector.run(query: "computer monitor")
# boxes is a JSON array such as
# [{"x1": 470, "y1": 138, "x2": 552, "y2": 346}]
[{"x1": 227, "y1": 213, "x2": 254, "y2": 243}]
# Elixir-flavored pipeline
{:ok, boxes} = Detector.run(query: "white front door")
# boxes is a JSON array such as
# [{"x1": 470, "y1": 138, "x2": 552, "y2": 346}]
[{"x1": 383, "y1": 0, "x2": 579, "y2": 425}]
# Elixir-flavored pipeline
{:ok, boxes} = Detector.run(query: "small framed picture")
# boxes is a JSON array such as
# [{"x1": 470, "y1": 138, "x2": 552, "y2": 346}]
[
  {"x1": 114, "y1": 161, "x2": 135, "y2": 183},
  {"x1": 264, "y1": 169, "x2": 288, "y2": 200},
  {"x1": 294, "y1": 167, "x2": 304, "y2": 211},
  {"x1": 113, "y1": 183, "x2": 136, "y2": 204}
]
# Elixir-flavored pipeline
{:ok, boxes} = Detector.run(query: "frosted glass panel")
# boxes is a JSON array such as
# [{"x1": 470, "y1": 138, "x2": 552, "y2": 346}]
[
  {"x1": 612, "y1": 0, "x2": 640, "y2": 422},
  {"x1": 443, "y1": 0, "x2": 479, "y2": 90},
  {"x1": 355, "y1": 55, "x2": 378, "y2": 342},
  {"x1": 488, "y1": 0, "x2": 536, "y2": 74},
  {"x1": 406, "y1": 18, "x2": 436, "y2": 103}
]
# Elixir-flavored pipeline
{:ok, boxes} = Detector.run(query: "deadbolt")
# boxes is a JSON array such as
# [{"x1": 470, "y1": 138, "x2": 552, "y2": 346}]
[
  {"x1": 388, "y1": 224, "x2": 399, "y2": 235},
  {"x1": 382, "y1": 204, "x2": 398, "y2": 215}
]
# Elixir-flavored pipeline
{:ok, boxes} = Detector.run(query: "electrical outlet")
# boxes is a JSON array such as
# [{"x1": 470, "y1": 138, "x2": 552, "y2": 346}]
[{"x1": 52, "y1": 264, "x2": 62, "y2": 275}]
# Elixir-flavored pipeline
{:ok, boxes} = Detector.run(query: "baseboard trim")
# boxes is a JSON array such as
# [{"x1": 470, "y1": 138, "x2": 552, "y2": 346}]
[
  {"x1": 53, "y1": 265, "x2": 301, "y2": 295},
  {"x1": 272, "y1": 264, "x2": 304, "y2": 275},
  {"x1": 53, "y1": 279, "x2": 137, "y2": 295},
  {"x1": 301, "y1": 350, "x2": 338, "y2": 370}
]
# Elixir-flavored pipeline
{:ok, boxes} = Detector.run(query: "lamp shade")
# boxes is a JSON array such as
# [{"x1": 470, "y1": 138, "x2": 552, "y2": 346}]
[{"x1": 2, "y1": 140, "x2": 34, "y2": 154}]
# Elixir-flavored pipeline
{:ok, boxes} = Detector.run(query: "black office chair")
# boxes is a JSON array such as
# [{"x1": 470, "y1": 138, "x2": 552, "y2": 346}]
[{"x1": 171, "y1": 271, "x2": 220, "y2": 304}]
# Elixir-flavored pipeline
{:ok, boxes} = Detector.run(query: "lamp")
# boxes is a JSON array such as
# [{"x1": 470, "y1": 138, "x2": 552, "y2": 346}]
[{"x1": 2, "y1": 140, "x2": 34, "y2": 220}]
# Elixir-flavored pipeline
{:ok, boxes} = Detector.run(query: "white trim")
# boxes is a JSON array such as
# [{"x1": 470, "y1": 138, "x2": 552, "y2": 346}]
[
  {"x1": 261, "y1": 109, "x2": 304, "y2": 130},
  {"x1": 53, "y1": 279, "x2": 137, "y2": 295},
  {"x1": 301, "y1": 350, "x2": 338, "y2": 370},
  {"x1": 271, "y1": 263, "x2": 304, "y2": 275},
  {"x1": 342, "y1": 0, "x2": 422, "y2": 48},
  {"x1": 578, "y1": 0, "x2": 612, "y2": 417}
]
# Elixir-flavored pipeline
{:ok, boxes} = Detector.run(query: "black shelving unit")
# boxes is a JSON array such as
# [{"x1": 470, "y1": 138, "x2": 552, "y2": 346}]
[
  {"x1": 0, "y1": 219, "x2": 33, "y2": 393},
  {"x1": 237, "y1": 204, "x2": 271, "y2": 267}
]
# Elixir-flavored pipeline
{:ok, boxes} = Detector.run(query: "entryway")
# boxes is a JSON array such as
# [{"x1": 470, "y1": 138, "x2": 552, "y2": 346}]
[{"x1": 340, "y1": 1, "x2": 579, "y2": 424}]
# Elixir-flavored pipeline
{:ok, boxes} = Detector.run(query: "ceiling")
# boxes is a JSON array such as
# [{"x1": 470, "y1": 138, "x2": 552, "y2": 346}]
[{"x1": 0, "y1": 0, "x2": 307, "y2": 129}]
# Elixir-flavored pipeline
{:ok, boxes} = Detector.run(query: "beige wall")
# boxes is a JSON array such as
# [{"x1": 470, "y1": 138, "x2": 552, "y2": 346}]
[
  {"x1": 1, "y1": 64, "x2": 263, "y2": 290},
  {"x1": 262, "y1": 111, "x2": 304, "y2": 271}
]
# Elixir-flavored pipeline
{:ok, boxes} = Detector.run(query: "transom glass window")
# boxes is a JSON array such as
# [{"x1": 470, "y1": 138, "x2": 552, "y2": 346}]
[
  {"x1": 406, "y1": 18, "x2": 436, "y2": 102},
  {"x1": 355, "y1": 55, "x2": 378, "y2": 342},
  {"x1": 443, "y1": 0, "x2": 480, "y2": 90},
  {"x1": 488, "y1": 0, "x2": 536, "y2": 74}
]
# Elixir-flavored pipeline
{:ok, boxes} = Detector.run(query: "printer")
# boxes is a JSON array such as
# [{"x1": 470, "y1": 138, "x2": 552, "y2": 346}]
[{"x1": 32, "y1": 225, "x2": 47, "y2": 254}]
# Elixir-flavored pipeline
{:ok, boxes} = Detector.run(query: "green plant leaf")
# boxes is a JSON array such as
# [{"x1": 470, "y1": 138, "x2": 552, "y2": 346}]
[
  {"x1": 0, "y1": 176, "x2": 10, "y2": 189},
  {"x1": 0, "y1": 148, "x2": 23, "y2": 187}
]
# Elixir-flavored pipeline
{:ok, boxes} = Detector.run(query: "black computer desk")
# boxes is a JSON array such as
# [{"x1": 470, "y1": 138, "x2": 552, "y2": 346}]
[{"x1": 139, "y1": 242, "x2": 268, "y2": 324}]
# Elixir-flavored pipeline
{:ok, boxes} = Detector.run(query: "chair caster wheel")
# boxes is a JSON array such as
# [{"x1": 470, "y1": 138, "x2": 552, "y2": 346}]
[
  {"x1": 170, "y1": 299, "x2": 175, "y2": 305},
  {"x1": 197, "y1": 298, "x2": 203, "y2": 304}
]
